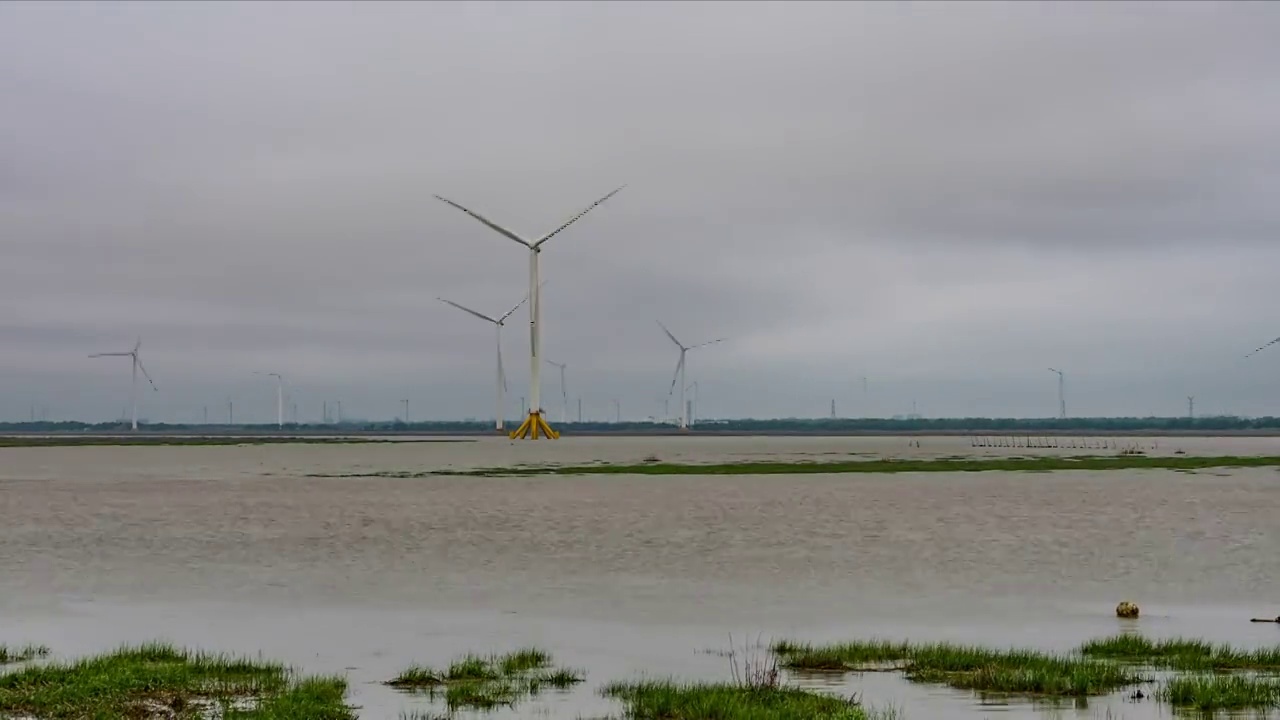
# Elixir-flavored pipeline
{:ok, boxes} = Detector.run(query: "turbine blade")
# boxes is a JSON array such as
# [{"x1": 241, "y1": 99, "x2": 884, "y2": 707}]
[
  {"x1": 1245, "y1": 336, "x2": 1280, "y2": 358},
  {"x1": 532, "y1": 185, "x2": 626, "y2": 248},
  {"x1": 690, "y1": 337, "x2": 727, "y2": 350},
  {"x1": 437, "y1": 297, "x2": 499, "y2": 325},
  {"x1": 656, "y1": 320, "x2": 683, "y2": 349},
  {"x1": 134, "y1": 337, "x2": 142, "y2": 353},
  {"x1": 137, "y1": 359, "x2": 157, "y2": 391},
  {"x1": 433, "y1": 195, "x2": 532, "y2": 248},
  {"x1": 89, "y1": 352, "x2": 132, "y2": 357},
  {"x1": 499, "y1": 293, "x2": 531, "y2": 324},
  {"x1": 668, "y1": 352, "x2": 685, "y2": 395}
]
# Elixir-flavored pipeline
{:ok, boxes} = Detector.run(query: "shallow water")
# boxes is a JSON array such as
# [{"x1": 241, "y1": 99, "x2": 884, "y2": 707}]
[{"x1": 2, "y1": 436, "x2": 1279, "y2": 719}]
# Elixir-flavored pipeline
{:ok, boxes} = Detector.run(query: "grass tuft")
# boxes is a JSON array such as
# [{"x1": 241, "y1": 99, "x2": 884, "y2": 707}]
[
  {"x1": 0, "y1": 641, "x2": 353, "y2": 719},
  {"x1": 773, "y1": 639, "x2": 1145, "y2": 697},
  {"x1": 386, "y1": 647, "x2": 582, "y2": 711},
  {"x1": 603, "y1": 680, "x2": 866, "y2": 720},
  {"x1": 1080, "y1": 634, "x2": 1280, "y2": 671},
  {"x1": 1159, "y1": 674, "x2": 1280, "y2": 710},
  {"x1": 0, "y1": 644, "x2": 50, "y2": 665}
]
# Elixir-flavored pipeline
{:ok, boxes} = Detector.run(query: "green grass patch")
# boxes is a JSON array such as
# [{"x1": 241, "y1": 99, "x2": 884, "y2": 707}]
[
  {"x1": 1080, "y1": 634, "x2": 1280, "y2": 671},
  {"x1": 602, "y1": 680, "x2": 867, "y2": 720},
  {"x1": 0, "y1": 644, "x2": 49, "y2": 665},
  {"x1": 396, "y1": 454, "x2": 1280, "y2": 477},
  {"x1": 0, "y1": 641, "x2": 353, "y2": 719},
  {"x1": 1159, "y1": 674, "x2": 1280, "y2": 711},
  {"x1": 773, "y1": 639, "x2": 1146, "y2": 697},
  {"x1": 386, "y1": 647, "x2": 583, "y2": 711}
]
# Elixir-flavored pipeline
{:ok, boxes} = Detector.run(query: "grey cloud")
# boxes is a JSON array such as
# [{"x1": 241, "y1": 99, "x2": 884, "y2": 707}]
[{"x1": 3, "y1": 1, "x2": 1280, "y2": 422}]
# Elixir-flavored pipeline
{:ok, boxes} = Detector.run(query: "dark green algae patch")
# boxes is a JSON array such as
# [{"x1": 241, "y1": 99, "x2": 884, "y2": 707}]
[{"x1": 311, "y1": 454, "x2": 1280, "y2": 478}]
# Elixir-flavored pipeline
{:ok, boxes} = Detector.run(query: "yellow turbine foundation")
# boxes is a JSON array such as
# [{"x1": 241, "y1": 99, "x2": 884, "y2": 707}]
[{"x1": 510, "y1": 411, "x2": 559, "y2": 440}]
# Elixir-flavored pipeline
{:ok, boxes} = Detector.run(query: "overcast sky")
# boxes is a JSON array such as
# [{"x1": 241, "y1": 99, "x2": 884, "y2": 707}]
[{"x1": 3, "y1": 1, "x2": 1280, "y2": 424}]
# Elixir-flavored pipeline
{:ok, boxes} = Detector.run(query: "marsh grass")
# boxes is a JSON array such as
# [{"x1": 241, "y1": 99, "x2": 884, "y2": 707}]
[
  {"x1": 601, "y1": 680, "x2": 867, "y2": 720},
  {"x1": 386, "y1": 647, "x2": 583, "y2": 711},
  {"x1": 1159, "y1": 674, "x2": 1280, "y2": 710},
  {"x1": 411, "y1": 455, "x2": 1280, "y2": 477},
  {"x1": 773, "y1": 640, "x2": 1146, "y2": 697},
  {"x1": 1080, "y1": 635, "x2": 1280, "y2": 671},
  {"x1": 0, "y1": 641, "x2": 353, "y2": 719},
  {"x1": 0, "y1": 643, "x2": 49, "y2": 664}
]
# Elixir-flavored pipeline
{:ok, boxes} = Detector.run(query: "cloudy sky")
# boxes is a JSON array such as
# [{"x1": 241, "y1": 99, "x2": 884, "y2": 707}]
[{"x1": 3, "y1": 1, "x2": 1280, "y2": 424}]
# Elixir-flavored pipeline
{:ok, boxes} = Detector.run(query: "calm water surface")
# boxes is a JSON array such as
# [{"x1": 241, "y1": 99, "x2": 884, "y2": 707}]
[{"x1": 2, "y1": 436, "x2": 1278, "y2": 719}]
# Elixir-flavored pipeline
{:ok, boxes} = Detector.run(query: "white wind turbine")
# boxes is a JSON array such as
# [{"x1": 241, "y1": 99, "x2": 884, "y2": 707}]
[
  {"x1": 433, "y1": 185, "x2": 625, "y2": 440},
  {"x1": 437, "y1": 286, "x2": 537, "y2": 432},
  {"x1": 658, "y1": 321, "x2": 724, "y2": 431},
  {"x1": 255, "y1": 372, "x2": 284, "y2": 429},
  {"x1": 89, "y1": 337, "x2": 156, "y2": 431},
  {"x1": 545, "y1": 359, "x2": 569, "y2": 424}
]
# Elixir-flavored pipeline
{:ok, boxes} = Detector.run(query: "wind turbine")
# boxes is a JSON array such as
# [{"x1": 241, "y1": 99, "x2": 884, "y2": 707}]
[
  {"x1": 437, "y1": 287, "x2": 535, "y2": 432},
  {"x1": 89, "y1": 337, "x2": 156, "y2": 431},
  {"x1": 255, "y1": 372, "x2": 284, "y2": 429},
  {"x1": 433, "y1": 185, "x2": 625, "y2": 440},
  {"x1": 1048, "y1": 368, "x2": 1066, "y2": 419},
  {"x1": 545, "y1": 360, "x2": 569, "y2": 424},
  {"x1": 659, "y1": 321, "x2": 724, "y2": 431}
]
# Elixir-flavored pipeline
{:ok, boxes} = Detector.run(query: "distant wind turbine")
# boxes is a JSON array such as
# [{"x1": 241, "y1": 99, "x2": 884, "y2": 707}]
[
  {"x1": 89, "y1": 337, "x2": 156, "y2": 431},
  {"x1": 1048, "y1": 368, "x2": 1066, "y2": 419},
  {"x1": 433, "y1": 185, "x2": 625, "y2": 439},
  {"x1": 659, "y1": 321, "x2": 724, "y2": 430},
  {"x1": 436, "y1": 286, "x2": 537, "y2": 432},
  {"x1": 545, "y1": 360, "x2": 569, "y2": 424},
  {"x1": 255, "y1": 372, "x2": 284, "y2": 429}
]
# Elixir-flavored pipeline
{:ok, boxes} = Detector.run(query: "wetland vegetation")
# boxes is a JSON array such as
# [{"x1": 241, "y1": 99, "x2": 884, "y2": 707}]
[
  {"x1": 310, "y1": 454, "x2": 1280, "y2": 479},
  {"x1": 0, "y1": 642, "x2": 354, "y2": 719},
  {"x1": 772, "y1": 639, "x2": 1146, "y2": 697},
  {"x1": 774, "y1": 634, "x2": 1280, "y2": 710},
  {"x1": 1158, "y1": 674, "x2": 1280, "y2": 710},
  {"x1": 0, "y1": 644, "x2": 49, "y2": 665},
  {"x1": 10, "y1": 635, "x2": 1280, "y2": 717},
  {"x1": 386, "y1": 647, "x2": 584, "y2": 711},
  {"x1": 601, "y1": 680, "x2": 868, "y2": 720},
  {"x1": 1080, "y1": 634, "x2": 1280, "y2": 671}
]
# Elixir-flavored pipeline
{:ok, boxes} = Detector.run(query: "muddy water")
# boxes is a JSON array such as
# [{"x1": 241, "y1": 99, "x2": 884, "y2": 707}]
[{"x1": 2, "y1": 436, "x2": 1279, "y2": 719}]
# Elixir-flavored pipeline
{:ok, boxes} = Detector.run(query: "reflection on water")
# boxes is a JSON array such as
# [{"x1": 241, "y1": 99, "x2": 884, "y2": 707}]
[{"x1": 2, "y1": 436, "x2": 1279, "y2": 718}]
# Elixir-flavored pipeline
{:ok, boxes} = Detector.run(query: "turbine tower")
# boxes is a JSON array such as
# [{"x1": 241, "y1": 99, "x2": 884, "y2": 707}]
[
  {"x1": 546, "y1": 360, "x2": 569, "y2": 424},
  {"x1": 433, "y1": 186, "x2": 625, "y2": 440},
  {"x1": 437, "y1": 289, "x2": 533, "y2": 432},
  {"x1": 89, "y1": 337, "x2": 156, "y2": 431},
  {"x1": 1048, "y1": 368, "x2": 1066, "y2": 419},
  {"x1": 659, "y1": 321, "x2": 724, "y2": 431},
  {"x1": 255, "y1": 372, "x2": 284, "y2": 429}
]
